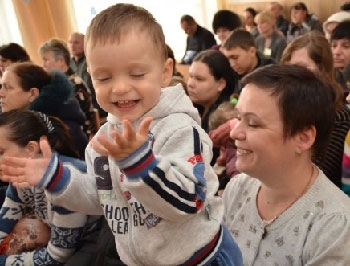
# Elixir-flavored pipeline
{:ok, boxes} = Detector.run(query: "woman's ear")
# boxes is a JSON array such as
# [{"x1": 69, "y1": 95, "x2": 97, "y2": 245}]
[
  {"x1": 161, "y1": 58, "x2": 174, "y2": 87},
  {"x1": 217, "y1": 78, "x2": 227, "y2": 93},
  {"x1": 28, "y1": 88, "x2": 40, "y2": 103},
  {"x1": 25, "y1": 141, "x2": 40, "y2": 158},
  {"x1": 295, "y1": 126, "x2": 316, "y2": 154}
]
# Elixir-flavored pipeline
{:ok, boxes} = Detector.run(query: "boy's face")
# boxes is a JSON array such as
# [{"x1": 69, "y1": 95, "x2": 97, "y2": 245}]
[
  {"x1": 86, "y1": 32, "x2": 172, "y2": 122},
  {"x1": 221, "y1": 46, "x2": 257, "y2": 75},
  {"x1": 331, "y1": 38, "x2": 350, "y2": 71}
]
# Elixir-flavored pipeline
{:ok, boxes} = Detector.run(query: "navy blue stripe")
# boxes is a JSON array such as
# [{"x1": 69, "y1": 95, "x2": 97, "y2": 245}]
[
  {"x1": 193, "y1": 127, "x2": 201, "y2": 155},
  {"x1": 144, "y1": 169, "x2": 197, "y2": 214},
  {"x1": 153, "y1": 167, "x2": 195, "y2": 201}
]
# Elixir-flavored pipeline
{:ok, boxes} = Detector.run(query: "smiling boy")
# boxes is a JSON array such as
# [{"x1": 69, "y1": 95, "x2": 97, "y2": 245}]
[{"x1": 1, "y1": 4, "x2": 242, "y2": 265}]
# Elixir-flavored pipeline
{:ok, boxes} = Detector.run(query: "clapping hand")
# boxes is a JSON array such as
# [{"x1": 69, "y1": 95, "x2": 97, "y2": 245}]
[
  {"x1": 91, "y1": 117, "x2": 153, "y2": 161},
  {"x1": 1, "y1": 137, "x2": 52, "y2": 188}
]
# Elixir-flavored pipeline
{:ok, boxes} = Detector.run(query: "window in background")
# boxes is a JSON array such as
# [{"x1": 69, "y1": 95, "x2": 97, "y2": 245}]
[
  {"x1": 0, "y1": 0, "x2": 23, "y2": 45},
  {"x1": 72, "y1": 0, "x2": 218, "y2": 60}
]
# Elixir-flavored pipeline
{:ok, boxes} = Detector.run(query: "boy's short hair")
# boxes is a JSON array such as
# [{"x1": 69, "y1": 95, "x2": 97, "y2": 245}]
[
  {"x1": 222, "y1": 29, "x2": 256, "y2": 51},
  {"x1": 212, "y1": 10, "x2": 242, "y2": 34},
  {"x1": 86, "y1": 3, "x2": 167, "y2": 61},
  {"x1": 39, "y1": 38, "x2": 71, "y2": 66},
  {"x1": 242, "y1": 64, "x2": 335, "y2": 158},
  {"x1": 331, "y1": 20, "x2": 350, "y2": 41}
]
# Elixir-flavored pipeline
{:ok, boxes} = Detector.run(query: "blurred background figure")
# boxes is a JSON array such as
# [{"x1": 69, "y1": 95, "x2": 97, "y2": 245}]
[
  {"x1": 255, "y1": 10, "x2": 287, "y2": 62},
  {"x1": 243, "y1": 7, "x2": 259, "y2": 39},
  {"x1": 211, "y1": 9, "x2": 242, "y2": 50},
  {"x1": 180, "y1": 14, "x2": 216, "y2": 64},
  {"x1": 323, "y1": 11, "x2": 350, "y2": 42},
  {"x1": 268, "y1": 1, "x2": 289, "y2": 36},
  {"x1": 286, "y1": 2, "x2": 323, "y2": 43}
]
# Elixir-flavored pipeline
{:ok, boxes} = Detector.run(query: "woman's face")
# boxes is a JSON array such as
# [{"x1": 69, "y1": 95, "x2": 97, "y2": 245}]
[
  {"x1": 257, "y1": 19, "x2": 274, "y2": 35},
  {"x1": 244, "y1": 11, "x2": 255, "y2": 27},
  {"x1": 230, "y1": 84, "x2": 299, "y2": 178},
  {"x1": 0, "y1": 126, "x2": 29, "y2": 178},
  {"x1": 0, "y1": 70, "x2": 34, "y2": 112},
  {"x1": 187, "y1": 61, "x2": 224, "y2": 108},
  {"x1": 216, "y1": 27, "x2": 232, "y2": 44},
  {"x1": 289, "y1": 48, "x2": 318, "y2": 73}
]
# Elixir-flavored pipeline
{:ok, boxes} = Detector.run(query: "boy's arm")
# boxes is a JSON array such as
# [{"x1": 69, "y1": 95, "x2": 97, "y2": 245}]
[
  {"x1": 117, "y1": 124, "x2": 217, "y2": 221},
  {"x1": 1, "y1": 138, "x2": 103, "y2": 216}
]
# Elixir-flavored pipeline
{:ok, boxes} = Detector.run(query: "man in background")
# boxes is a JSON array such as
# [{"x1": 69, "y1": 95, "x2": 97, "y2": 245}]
[
  {"x1": 180, "y1": 15, "x2": 216, "y2": 64},
  {"x1": 68, "y1": 32, "x2": 107, "y2": 120}
]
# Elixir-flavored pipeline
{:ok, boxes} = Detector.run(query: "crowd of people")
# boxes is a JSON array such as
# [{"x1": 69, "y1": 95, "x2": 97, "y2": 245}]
[{"x1": 0, "y1": 1, "x2": 349, "y2": 265}]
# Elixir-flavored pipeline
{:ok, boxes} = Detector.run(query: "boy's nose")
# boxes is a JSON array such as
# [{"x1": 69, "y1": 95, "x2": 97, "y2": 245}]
[{"x1": 112, "y1": 79, "x2": 131, "y2": 94}]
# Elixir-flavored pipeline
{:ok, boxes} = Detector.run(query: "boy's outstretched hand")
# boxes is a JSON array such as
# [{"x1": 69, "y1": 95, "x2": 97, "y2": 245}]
[
  {"x1": 91, "y1": 117, "x2": 153, "y2": 161},
  {"x1": 1, "y1": 137, "x2": 52, "y2": 188}
]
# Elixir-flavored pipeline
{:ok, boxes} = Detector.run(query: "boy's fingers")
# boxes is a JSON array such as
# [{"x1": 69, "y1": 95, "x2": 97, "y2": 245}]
[
  {"x1": 91, "y1": 138, "x2": 110, "y2": 156},
  {"x1": 122, "y1": 120, "x2": 136, "y2": 141},
  {"x1": 139, "y1": 117, "x2": 153, "y2": 136}
]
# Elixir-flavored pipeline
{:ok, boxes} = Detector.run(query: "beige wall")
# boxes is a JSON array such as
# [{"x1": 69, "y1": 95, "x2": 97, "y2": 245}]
[{"x1": 220, "y1": 0, "x2": 344, "y2": 23}]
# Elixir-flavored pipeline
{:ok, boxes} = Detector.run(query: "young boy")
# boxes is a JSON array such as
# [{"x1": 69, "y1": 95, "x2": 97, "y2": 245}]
[{"x1": 1, "y1": 4, "x2": 242, "y2": 265}]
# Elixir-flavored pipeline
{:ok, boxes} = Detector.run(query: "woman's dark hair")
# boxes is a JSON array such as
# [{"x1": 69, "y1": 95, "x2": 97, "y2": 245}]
[
  {"x1": 0, "y1": 110, "x2": 80, "y2": 159},
  {"x1": 6, "y1": 62, "x2": 51, "y2": 92},
  {"x1": 212, "y1": 10, "x2": 242, "y2": 34},
  {"x1": 0, "y1": 43, "x2": 30, "y2": 62},
  {"x1": 242, "y1": 64, "x2": 335, "y2": 159},
  {"x1": 193, "y1": 49, "x2": 235, "y2": 101},
  {"x1": 331, "y1": 20, "x2": 350, "y2": 41}
]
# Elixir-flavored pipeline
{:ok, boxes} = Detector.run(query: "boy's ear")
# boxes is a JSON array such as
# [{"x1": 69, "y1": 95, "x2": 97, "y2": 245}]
[
  {"x1": 161, "y1": 58, "x2": 174, "y2": 87},
  {"x1": 295, "y1": 126, "x2": 316, "y2": 154},
  {"x1": 28, "y1": 87, "x2": 40, "y2": 103},
  {"x1": 25, "y1": 141, "x2": 40, "y2": 158}
]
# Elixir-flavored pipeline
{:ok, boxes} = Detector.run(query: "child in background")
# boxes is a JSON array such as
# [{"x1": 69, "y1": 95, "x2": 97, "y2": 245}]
[
  {"x1": 1, "y1": 4, "x2": 242, "y2": 266},
  {"x1": 209, "y1": 100, "x2": 239, "y2": 196},
  {"x1": 0, "y1": 110, "x2": 100, "y2": 266}
]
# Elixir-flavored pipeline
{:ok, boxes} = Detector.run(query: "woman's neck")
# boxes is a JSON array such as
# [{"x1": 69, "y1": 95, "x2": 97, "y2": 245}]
[{"x1": 257, "y1": 163, "x2": 317, "y2": 220}]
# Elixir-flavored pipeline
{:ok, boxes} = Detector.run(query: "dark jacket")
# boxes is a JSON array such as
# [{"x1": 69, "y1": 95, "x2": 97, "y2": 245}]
[
  {"x1": 182, "y1": 25, "x2": 217, "y2": 64},
  {"x1": 29, "y1": 71, "x2": 88, "y2": 158}
]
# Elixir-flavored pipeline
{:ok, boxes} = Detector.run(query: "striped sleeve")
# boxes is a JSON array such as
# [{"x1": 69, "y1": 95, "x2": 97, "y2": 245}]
[{"x1": 342, "y1": 130, "x2": 350, "y2": 196}]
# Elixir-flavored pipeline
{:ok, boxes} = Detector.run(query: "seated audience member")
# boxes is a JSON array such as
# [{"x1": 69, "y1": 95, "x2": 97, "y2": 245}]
[
  {"x1": 331, "y1": 20, "x2": 350, "y2": 95},
  {"x1": 39, "y1": 38, "x2": 98, "y2": 138},
  {"x1": 0, "y1": 110, "x2": 101, "y2": 265},
  {"x1": 0, "y1": 62, "x2": 87, "y2": 158},
  {"x1": 323, "y1": 11, "x2": 350, "y2": 42},
  {"x1": 180, "y1": 14, "x2": 217, "y2": 64},
  {"x1": 268, "y1": 1, "x2": 289, "y2": 36},
  {"x1": 221, "y1": 29, "x2": 276, "y2": 95},
  {"x1": 281, "y1": 31, "x2": 350, "y2": 188},
  {"x1": 255, "y1": 10, "x2": 287, "y2": 62},
  {"x1": 286, "y1": 2, "x2": 323, "y2": 43},
  {"x1": 187, "y1": 49, "x2": 236, "y2": 166},
  {"x1": 0, "y1": 43, "x2": 30, "y2": 79},
  {"x1": 211, "y1": 9, "x2": 242, "y2": 50},
  {"x1": 208, "y1": 100, "x2": 238, "y2": 195},
  {"x1": 68, "y1": 32, "x2": 107, "y2": 120},
  {"x1": 223, "y1": 64, "x2": 350, "y2": 265},
  {"x1": 243, "y1": 7, "x2": 259, "y2": 39}
]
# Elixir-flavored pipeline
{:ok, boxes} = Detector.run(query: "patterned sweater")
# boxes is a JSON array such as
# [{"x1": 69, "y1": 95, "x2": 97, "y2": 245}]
[
  {"x1": 223, "y1": 170, "x2": 350, "y2": 265},
  {"x1": 0, "y1": 156, "x2": 100, "y2": 266}
]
